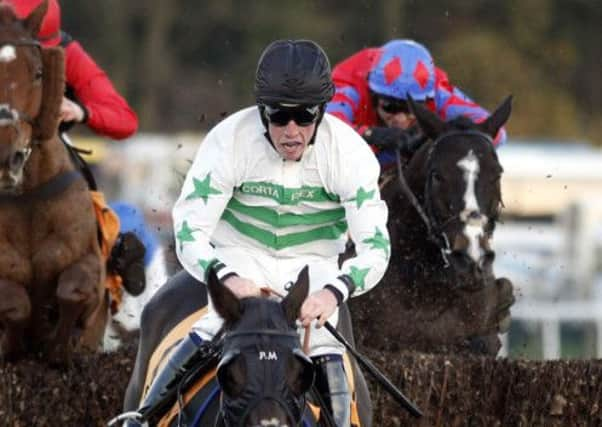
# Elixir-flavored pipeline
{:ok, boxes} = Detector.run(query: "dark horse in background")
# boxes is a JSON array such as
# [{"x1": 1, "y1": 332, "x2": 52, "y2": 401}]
[
  {"x1": 350, "y1": 97, "x2": 515, "y2": 355},
  {"x1": 0, "y1": 1, "x2": 106, "y2": 362},
  {"x1": 122, "y1": 268, "x2": 373, "y2": 426}
]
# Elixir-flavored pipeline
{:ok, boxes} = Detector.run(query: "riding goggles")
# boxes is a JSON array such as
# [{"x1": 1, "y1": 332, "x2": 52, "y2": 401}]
[
  {"x1": 263, "y1": 104, "x2": 321, "y2": 127},
  {"x1": 377, "y1": 96, "x2": 421, "y2": 115}
]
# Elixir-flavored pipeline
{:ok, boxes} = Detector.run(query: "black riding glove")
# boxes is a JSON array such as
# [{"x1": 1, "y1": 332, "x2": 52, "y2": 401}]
[
  {"x1": 362, "y1": 126, "x2": 425, "y2": 156},
  {"x1": 107, "y1": 231, "x2": 147, "y2": 296}
]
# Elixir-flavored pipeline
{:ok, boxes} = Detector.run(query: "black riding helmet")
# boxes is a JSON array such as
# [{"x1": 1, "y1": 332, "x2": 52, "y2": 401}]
[
  {"x1": 255, "y1": 40, "x2": 334, "y2": 148},
  {"x1": 254, "y1": 39, "x2": 335, "y2": 106}
]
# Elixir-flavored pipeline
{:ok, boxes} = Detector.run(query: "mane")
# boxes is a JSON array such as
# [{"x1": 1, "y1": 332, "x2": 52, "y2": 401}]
[{"x1": 237, "y1": 298, "x2": 291, "y2": 332}]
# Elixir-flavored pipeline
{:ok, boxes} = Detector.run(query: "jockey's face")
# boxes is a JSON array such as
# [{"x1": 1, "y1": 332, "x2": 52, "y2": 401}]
[
  {"x1": 266, "y1": 105, "x2": 319, "y2": 161},
  {"x1": 376, "y1": 96, "x2": 421, "y2": 130},
  {"x1": 269, "y1": 120, "x2": 316, "y2": 161}
]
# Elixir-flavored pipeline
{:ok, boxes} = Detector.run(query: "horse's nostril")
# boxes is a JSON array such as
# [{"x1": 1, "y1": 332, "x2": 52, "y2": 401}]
[
  {"x1": 9, "y1": 151, "x2": 25, "y2": 170},
  {"x1": 0, "y1": 108, "x2": 12, "y2": 120},
  {"x1": 0, "y1": 106, "x2": 15, "y2": 125},
  {"x1": 468, "y1": 211, "x2": 481, "y2": 220}
]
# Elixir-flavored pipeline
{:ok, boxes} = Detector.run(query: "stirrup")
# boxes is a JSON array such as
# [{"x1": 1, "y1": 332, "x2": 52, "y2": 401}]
[{"x1": 106, "y1": 410, "x2": 146, "y2": 427}]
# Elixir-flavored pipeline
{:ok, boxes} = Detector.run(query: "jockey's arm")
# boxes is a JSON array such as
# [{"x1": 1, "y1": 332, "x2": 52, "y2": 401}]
[
  {"x1": 326, "y1": 84, "x2": 374, "y2": 135},
  {"x1": 64, "y1": 40, "x2": 138, "y2": 140},
  {"x1": 172, "y1": 121, "x2": 241, "y2": 286},
  {"x1": 319, "y1": 125, "x2": 391, "y2": 304}
]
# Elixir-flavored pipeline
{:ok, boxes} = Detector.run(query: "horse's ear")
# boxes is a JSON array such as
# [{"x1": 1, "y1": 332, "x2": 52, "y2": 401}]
[
  {"x1": 34, "y1": 47, "x2": 65, "y2": 141},
  {"x1": 408, "y1": 94, "x2": 446, "y2": 139},
  {"x1": 477, "y1": 95, "x2": 513, "y2": 139},
  {"x1": 282, "y1": 265, "x2": 310, "y2": 325},
  {"x1": 22, "y1": 0, "x2": 48, "y2": 37},
  {"x1": 207, "y1": 268, "x2": 242, "y2": 326}
]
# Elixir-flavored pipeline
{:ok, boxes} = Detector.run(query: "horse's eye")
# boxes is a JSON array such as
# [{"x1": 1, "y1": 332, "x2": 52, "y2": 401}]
[
  {"x1": 34, "y1": 68, "x2": 43, "y2": 81},
  {"x1": 217, "y1": 354, "x2": 246, "y2": 397},
  {"x1": 431, "y1": 171, "x2": 443, "y2": 183}
]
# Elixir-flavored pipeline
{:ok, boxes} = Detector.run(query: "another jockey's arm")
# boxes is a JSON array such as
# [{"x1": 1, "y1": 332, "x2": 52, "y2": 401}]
[
  {"x1": 326, "y1": 84, "x2": 371, "y2": 135},
  {"x1": 65, "y1": 41, "x2": 138, "y2": 140},
  {"x1": 172, "y1": 122, "x2": 240, "y2": 286}
]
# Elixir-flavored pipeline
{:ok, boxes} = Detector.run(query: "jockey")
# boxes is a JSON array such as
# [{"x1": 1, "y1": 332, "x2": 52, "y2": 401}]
[
  {"x1": 7, "y1": 0, "x2": 144, "y2": 297},
  {"x1": 125, "y1": 40, "x2": 390, "y2": 426},
  {"x1": 326, "y1": 39, "x2": 507, "y2": 168}
]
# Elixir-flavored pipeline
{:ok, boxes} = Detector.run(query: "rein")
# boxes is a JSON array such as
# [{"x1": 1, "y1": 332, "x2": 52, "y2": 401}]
[
  {"x1": 263, "y1": 286, "x2": 423, "y2": 419},
  {"x1": 393, "y1": 129, "x2": 495, "y2": 267}
]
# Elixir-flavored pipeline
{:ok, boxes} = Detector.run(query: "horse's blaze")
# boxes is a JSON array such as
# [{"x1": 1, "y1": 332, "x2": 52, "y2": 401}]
[
  {"x1": 457, "y1": 150, "x2": 487, "y2": 262},
  {"x1": 0, "y1": 45, "x2": 16, "y2": 62}
]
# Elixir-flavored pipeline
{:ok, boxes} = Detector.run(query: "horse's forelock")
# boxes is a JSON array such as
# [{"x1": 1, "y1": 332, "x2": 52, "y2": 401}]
[
  {"x1": 238, "y1": 298, "x2": 291, "y2": 332},
  {"x1": 446, "y1": 115, "x2": 476, "y2": 131}
]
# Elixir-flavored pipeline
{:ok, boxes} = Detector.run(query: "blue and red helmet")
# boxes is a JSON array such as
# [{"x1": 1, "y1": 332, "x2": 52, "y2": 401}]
[{"x1": 368, "y1": 39, "x2": 435, "y2": 101}]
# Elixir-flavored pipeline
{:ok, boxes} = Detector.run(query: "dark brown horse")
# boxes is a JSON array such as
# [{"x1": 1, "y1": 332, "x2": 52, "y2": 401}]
[
  {"x1": 0, "y1": 1, "x2": 106, "y2": 362},
  {"x1": 350, "y1": 97, "x2": 515, "y2": 355},
  {"x1": 121, "y1": 269, "x2": 373, "y2": 426}
]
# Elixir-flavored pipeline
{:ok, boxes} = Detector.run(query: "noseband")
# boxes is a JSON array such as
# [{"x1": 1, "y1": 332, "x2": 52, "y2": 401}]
[{"x1": 394, "y1": 130, "x2": 496, "y2": 267}]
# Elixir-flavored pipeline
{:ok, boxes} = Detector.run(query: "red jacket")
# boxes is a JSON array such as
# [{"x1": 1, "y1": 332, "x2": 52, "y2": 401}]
[
  {"x1": 326, "y1": 48, "x2": 506, "y2": 146},
  {"x1": 64, "y1": 36, "x2": 138, "y2": 140}
]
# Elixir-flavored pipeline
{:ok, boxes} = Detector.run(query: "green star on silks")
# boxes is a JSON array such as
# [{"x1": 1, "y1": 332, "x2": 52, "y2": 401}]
[
  {"x1": 185, "y1": 172, "x2": 222, "y2": 204},
  {"x1": 362, "y1": 227, "x2": 390, "y2": 257},
  {"x1": 176, "y1": 220, "x2": 199, "y2": 251},
  {"x1": 349, "y1": 266, "x2": 371, "y2": 291},
  {"x1": 354, "y1": 186, "x2": 375, "y2": 209}
]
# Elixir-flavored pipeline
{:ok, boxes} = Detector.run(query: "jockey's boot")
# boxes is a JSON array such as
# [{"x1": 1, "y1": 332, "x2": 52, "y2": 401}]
[
  {"x1": 123, "y1": 333, "x2": 214, "y2": 426},
  {"x1": 312, "y1": 354, "x2": 352, "y2": 427}
]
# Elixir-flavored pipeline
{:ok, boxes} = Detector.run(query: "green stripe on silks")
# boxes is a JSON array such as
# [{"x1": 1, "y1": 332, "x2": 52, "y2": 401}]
[
  {"x1": 238, "y1": 181, "x2": 340, "y2": 205},
  {"x1": 227, "y1": 198, "x2": 346, "y2": 228},
  {"x1": 221, "y1": 209, "x2": 348, "y2": 250}
]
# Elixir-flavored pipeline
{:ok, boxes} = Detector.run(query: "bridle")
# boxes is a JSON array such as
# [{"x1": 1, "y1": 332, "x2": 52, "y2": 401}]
[
  {"x1": 217, "y1": 327, "x2": 311, "y2": 427},
  {"x1": 393, "y1": 129, "x2": 497, "y2": 267}
]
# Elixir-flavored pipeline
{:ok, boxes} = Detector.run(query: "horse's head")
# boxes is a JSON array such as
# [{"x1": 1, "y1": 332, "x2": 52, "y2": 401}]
[
  {"x1": 406, "y1": 96, "x2": 512, "y2": 277},
  {"x1": 0, "y1": 0, "x2": 63, "y2": 193},
  {"x1": 208, "y1": 266, "x2": 314, "y2": 427}
]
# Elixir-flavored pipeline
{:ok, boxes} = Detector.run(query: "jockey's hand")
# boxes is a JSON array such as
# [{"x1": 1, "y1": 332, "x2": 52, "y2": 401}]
[
  {"x1": 223, "y1": 275, "x2": 262, "y2": 299},
  {"x1": 363, "y1": 126, "x2": 424, "y2": 156},
  {"x1": 299, "y1": 288, "x2": 338, "y2": 328},
  {"x1": 59, "y1": 96, "x2": 86, "y2": 123}
]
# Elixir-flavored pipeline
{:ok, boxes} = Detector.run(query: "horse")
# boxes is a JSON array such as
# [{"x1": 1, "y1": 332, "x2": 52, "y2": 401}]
[
  {"x1": 0, "y1": 1, "x2": 106, "y2": 362},
  {"x1": 349, "y1": 96, "x2": 515, "y2": 356},
  {"x1": 121, "y1": 267, "x2": 373, "y2": 426}
]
